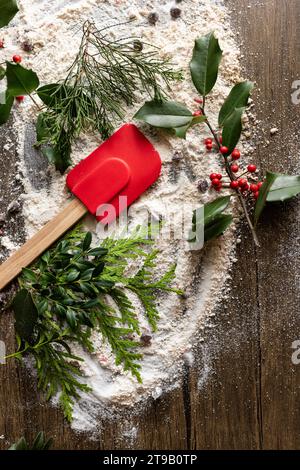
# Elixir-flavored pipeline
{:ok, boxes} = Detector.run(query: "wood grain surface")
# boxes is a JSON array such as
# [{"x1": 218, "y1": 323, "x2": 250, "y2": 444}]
[{"x1": 0, "y1": 0, "x2": 299, "y2": 450}]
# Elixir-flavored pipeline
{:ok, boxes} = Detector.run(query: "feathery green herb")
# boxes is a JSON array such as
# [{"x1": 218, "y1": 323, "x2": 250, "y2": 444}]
[{"x1": 8, "y1": 227, "x2": 181, "y2": 421}]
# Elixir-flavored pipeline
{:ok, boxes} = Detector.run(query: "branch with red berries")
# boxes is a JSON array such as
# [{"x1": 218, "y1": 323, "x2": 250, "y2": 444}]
[{"x1": 135, "y1": 32, "x2": 300, "y2": 247}]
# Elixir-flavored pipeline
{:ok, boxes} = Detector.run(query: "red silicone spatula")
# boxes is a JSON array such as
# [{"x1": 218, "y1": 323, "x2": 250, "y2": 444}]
[{"x1": 0, "y1": 124, "x2": 161, "y2": 290}]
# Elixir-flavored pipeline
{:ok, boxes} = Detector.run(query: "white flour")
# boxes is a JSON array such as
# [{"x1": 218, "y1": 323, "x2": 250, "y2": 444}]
[{"x1": 1, "y1": 0, "x2": 248, "y2": 433}]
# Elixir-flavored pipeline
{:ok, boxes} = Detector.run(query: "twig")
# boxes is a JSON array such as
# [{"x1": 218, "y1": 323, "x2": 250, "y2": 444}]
[{"x1": 201, "y1": 105, "x2": 260, "y2": 247}]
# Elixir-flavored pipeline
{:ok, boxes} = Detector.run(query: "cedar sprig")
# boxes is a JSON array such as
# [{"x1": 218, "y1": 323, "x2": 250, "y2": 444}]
[{"x1": 8, "y1": 227, "x2": 181, "y2": 421}]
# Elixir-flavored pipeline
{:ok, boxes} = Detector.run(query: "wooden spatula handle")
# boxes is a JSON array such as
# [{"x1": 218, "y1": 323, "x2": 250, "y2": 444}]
[{"x1": 0, "y1": 198, "x2": 87, "y2": 291}]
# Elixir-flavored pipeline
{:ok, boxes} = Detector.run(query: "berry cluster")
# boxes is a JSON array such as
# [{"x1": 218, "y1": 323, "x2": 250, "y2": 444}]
[
  {"x1": 207, "y1": 143, "x2": 263, "y2": 199},
  {"x1": 194, "y1": 97, "x2": 264, "y2": 202}
]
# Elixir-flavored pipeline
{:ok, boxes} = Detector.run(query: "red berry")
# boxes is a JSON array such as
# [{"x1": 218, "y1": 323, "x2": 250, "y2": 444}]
[
  {"x1": 16, "y1": 96, "x2": 24, "y2": 102},
  {"x1": 250, "y1": 183, "x2": 258, "y2": 193},
  {"x1": 241, "y1": 182, "x2": 249, "y2": 191},
  {"x1": 209, "y1": 173, "x2": 218, "y2": 181},
  {"x1": 231, "y1": 149, "x2": 241, "y2": 160},
  {"x1": 257, "y1": 182, "x2": 263, "y2": 189},
  {"x1": 194, "y1": 98, "x2": 203, "y2": 104},
  {"x1": 231, "y1": 164, "x2": 239, "y2": 173},
  {"x1": 204, "y1": 138, "x2": 213, "y2": 145},
  {"x1": 13, "y1": 54, "x2": 22, "y2": 63},
  {"x1": 216, "y1": 173, "x2": 222, "y2": 180},
  {"x1": 215, "y1": 185, "x2": 222, "y2": 192},
  {"x1": 247, "y1": 164, "x2": 257, "y2": 173},
  {"x1": 254, "y1": 191, "x2": 260, "y2": 199},
  {"x1": 0, "y1": 40, "x2": 4, "y2": 49},
  {"x1": 230, "y1": 180, "x2": 239, "y2": 189},
  {"x1": 220, "y1": 146, "x2": 229, "y2": 155},
  {"x1": 219, "y1": 136, "x2": 223, "y2": 144},
  {"x1": 206, "y1": 143, "x2": 213, "y2": 151},
  {"x1": 212, "y1": 178, "x2": 221, "y2": 187},
  {"x1": 238, "y1": 178, "x2": 248, "y2": 188},
  {"x1": 193, "y1": 110, "x2": 202, "y2": 117}
]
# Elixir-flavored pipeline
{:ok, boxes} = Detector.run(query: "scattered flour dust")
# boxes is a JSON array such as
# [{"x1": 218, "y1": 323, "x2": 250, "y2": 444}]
[{"x1": 2, "y1": 0, "x2": 245, "y2": 433}]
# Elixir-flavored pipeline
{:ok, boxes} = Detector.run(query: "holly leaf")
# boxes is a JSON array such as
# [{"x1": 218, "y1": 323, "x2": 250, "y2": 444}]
[
  {"x1": 254, "y1": 171, "x2": 277, "y2": 226},
  {"x1": 0, "y1": 0, "x2": 19, "y2": 28},
  {"x1": 222, "y1": 107, "x2": 245, "y2": 155},
  {"x1": 37, "y1": 83, "x2": 68, "y2": 108},
  {"x1": 173, "y1": 114, "x2": 206, "y2": 139},
  {"x1": 190, "y1": 196, "x2": 232, "y2": 244},
  {"x1": 204, "y1": 214, "x2": 233, "y2": 242},
  {"x1": 12, "y1": 289, "x2": 38, "y2": 340},
  {"x1": 6, "y1": 62, "x2": 39, "y2": 96},
  {"x1": 134, "y1": 99, "x2": 193, "y2": 128},
  {"x1": 0, "y1": 91, "x2": 14, "y2": 125},
  {"x1": 41, "y1": 130, "x2": 72, "y2": 174},
  {"x1": 35, "y1": 113, "x2": 50, "y2": 144},
  {"x1": 0, "y1": 66, "x2": 6, "y2": 80},
  {"x1": 267, "y1": 174, "x2": 300, "y2": 202},
  {"x1": 219, "y1": 81, "x2": 254, "y2": 126},
  {"x1": 189, "y1": 32, "x2": 222, "y2": 96}
]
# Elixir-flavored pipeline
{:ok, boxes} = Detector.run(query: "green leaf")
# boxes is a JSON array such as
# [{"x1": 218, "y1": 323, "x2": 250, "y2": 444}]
[
  {"x1": 205, "y1": 195, "x2": 231, "y2": 226},
  {"x1": 8, "y1": 437, "x2": 28, "y2": 451},
  {"x1": 6, "y1": 62, "x2": 39, "y2": 96},
  {"x1": 189, "y1": 32, "x2": 222, "y2": 96},
  {"x1": 254, "y1": 171, "x2": 277, "y2": 226},
  {"x1": 66, "y1": 270, "x2": 80, "y2": 282},
  {"x1": 82, "y1": 232, "x2": 92, "y2": 250},
  {"x1": 222, "y1": 107, "x2": 245, "y2": 155},
  {"x1": 12, "y1": 289, "x2": 38, "y2": 340},
  {"x1": 37, "y1": 83, "x2": 67, "y2": 108},
  {"x1": 173, "y1": 114, "x2": 206, "y2": 139},
  {"x1": 0, "y1": 0, "x2": 19, "y2": 28},
  {"x1": 219, "y1": 81, "x2": 254, "y2": 126},
  {"x1": 204, "y1": 214, "x2": 233, "y2": 241},
  {"x1": 41, "y1": 135, "x2": 72, "y2": 174},
  {"x1": 21, "y1": 267, "x2": 37, "y2": 283},
  {"x1": 266, "y1": 174, "x2": 300, "y2": 202},
  {"x1": 36, "y1": 113, "x2": 50, "y2": 143},
  {"x1": 66, "y1": 309, "x2": 77, "y2": 329},
  {"x1": 88, "y1": 247, "x2": 108, "y2": 257},
  {"x1": 190, "y1": 196, "x2": 232, "y2": 243},
  {"x1": 134, "y1": 99, "x2": 193, "y2": 128},
  {"x1": 0, "y1": 91, "x2": 14, "y2": 125},
  {"x1": 0, "y1": 66, "x2": 6, "y2": 80}
]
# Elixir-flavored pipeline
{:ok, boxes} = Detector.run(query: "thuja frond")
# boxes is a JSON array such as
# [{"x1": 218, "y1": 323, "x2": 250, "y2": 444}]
[
  {"x1": 9, "y1": 227, "x2": 181, "y2": 421},
  {"x1": 128, "y1": 251, "x2": 181, "y2": 330},
  {"x1": 36, "y1": 20, "x2": 183, "y2": 172}
]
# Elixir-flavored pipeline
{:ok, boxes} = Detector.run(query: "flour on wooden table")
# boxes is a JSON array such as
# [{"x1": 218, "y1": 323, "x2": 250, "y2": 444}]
[{"x1": 1, "y1": 0, "x2": 248, "y2": 433}]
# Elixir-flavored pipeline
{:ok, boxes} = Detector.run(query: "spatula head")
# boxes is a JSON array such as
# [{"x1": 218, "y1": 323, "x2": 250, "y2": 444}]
[{"x1": 66, "y1": 124, "x2": 161, "y2": 223}]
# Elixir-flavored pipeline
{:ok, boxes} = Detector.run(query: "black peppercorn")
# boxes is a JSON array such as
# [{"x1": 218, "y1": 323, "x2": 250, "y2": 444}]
[
  {"x1": 170, "y1": 7, "x2": 181, "y2": 19},
  {"x1": 133, "y1": 40, "x2": 143, "y2": 52},
  {"x1": 148, "y1": 12, "x2": 159, "y2": 26},
  {"x1": 22, "y1": 40, "x2": 34, "y2": 52},
  {"x1": 197, "y1": 180, "x2": 209, "y2": 193}
]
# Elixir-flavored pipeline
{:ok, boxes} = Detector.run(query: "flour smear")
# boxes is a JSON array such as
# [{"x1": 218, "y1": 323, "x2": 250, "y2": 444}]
[{"x1": 1, "y1": 0, "x2": 246, "y2": 433}]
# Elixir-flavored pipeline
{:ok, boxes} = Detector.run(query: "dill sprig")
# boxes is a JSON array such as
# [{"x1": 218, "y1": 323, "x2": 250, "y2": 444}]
[
  {"x1": 7, "y1": 227, "x2": 181, "y2": 421},
  {"x1": 35, "y1": 20, "x2": 183, "y2": 173}
]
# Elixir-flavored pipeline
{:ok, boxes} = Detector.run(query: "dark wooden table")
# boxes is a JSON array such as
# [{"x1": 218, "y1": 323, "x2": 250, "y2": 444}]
[{"x1": 0, "y1": 0, "x2": 299, "y2": 450}]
